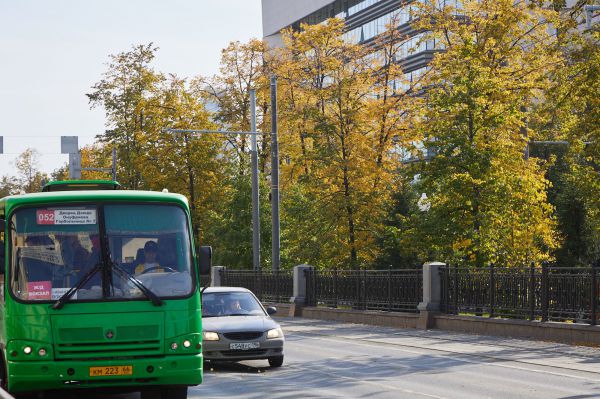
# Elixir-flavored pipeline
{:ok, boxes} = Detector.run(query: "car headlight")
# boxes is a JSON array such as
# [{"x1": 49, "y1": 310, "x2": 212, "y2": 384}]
[
  {"x1": 202, "y1": 331, "x2": 220, "y2": 341},
  {"x1": 267, "y1": 328, "x2": 283, "y2": 339}
]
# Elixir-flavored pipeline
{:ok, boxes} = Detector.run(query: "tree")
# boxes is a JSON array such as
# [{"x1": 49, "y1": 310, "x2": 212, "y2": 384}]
[
  {"x1": 139, "y1": 75, "x2": 232, "y2": 246},
  {"x1": 195, "y1": 39, "x2": 272, "y2": 175},
  {"x1": 406, "y1": 0, "x2": 561, "y2": 266},
  {"x1": 0, "y1": 175, "x2": 19, "y2": 198},
  {"x1": 14, "y1": 148, "x2": 47, "y2": 193},
  {"x1": 87, "y1": 43, "x2": 163, "y2": 189},
  {"x1": 187, "y1": 39, "x2": 277, "y2": 267},
  {"x1": 532, "y1": 18, "x2": 600, "y2": 265},
  {"x1": 274, "y1": 20, "x2": 402, "y2": 269}
]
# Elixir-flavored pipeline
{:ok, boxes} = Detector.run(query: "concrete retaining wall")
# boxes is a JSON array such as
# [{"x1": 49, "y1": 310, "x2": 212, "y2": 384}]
[
  {"x1": 266, "y1": 303, "x2": 418, "y2": 328},
  {"x1": 434, "y1": 314, "x2": 600, "y2": 346},
  {"x1": 299, "y1": 307, "x2": 419, "y2": 329}
]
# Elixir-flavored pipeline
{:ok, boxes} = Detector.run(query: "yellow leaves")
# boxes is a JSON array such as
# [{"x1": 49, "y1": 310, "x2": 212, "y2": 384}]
[
  {"x1": 80, "y1": 145, "x2": 113, "y2": 181},
  {"x1": 407, "y1": 0, "x2": 563, "y2": 266},
  {"x1": 272, "y1": 18, "x2": 411, "y2": 267},
  {"x1": 453, "y1": 238, "x2": 472, "y2": 252}
]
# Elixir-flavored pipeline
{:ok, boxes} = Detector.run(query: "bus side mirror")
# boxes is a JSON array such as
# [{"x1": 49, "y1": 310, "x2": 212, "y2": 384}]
[{"x1": 197, "y1": 246, "x2": 212, "y2": 276}]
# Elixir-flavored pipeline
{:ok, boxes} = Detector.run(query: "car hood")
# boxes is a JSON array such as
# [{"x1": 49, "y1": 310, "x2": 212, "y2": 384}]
[{"x1": 202, "y1": 315, "x2": 280, "y2": 333}]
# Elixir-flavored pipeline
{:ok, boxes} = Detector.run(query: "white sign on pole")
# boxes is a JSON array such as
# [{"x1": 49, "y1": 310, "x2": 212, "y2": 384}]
[{"x1": 61, "y1": 136, "x2": 78, "y2": 154}]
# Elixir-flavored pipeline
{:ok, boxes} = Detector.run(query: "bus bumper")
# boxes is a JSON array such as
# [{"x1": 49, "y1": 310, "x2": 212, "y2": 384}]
[{"x1": 7, "y1": 354, "x2": 203, "y2": 393}]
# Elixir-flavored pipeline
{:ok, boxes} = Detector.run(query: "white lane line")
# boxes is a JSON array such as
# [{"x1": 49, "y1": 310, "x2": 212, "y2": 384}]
[
  {"x1": 285, "y1": 322, "x2": 599, "y2": 358},
  {"x1": 289, "y1": 332, "x2": 600, "y2": 383},
  {"x1": 281, "y1": 361, "x2": 450, "y2": 399}
]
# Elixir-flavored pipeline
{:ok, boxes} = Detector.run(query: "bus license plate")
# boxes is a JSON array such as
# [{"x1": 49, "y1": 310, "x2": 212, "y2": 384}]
[
  {"x1": 89, "y1": 365, "x2": 133, "y2": 377},
  {"x1": 229, "y1": 342, "x2": 260, "y2": 350}
]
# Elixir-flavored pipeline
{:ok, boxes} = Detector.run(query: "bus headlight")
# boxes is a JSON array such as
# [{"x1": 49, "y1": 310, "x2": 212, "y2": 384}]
[
  {"x1": 7, "y1": 341, "x2": 52, "y2": 360},
  {"x1": 202, "y1": 331, "x2": 219, "y2": 341},
  {"x1": 183, "y1": 340, "x2": 191, "y2": 348},
  {"x1": 170, "y1": 342, "x2": 178, "y2": 350}
]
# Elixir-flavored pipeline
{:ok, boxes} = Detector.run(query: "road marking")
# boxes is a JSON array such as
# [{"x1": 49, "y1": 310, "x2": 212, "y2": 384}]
[
  {"x1": 289, "y1": 331, "x2": 600, "y2": 383},
  {"x1": 282, "y1": 361, "x2": 449, "y2": 399}
]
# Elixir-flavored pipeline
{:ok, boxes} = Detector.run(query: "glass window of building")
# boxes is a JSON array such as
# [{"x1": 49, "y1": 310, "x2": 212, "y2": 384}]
[{"x1": 348, "y1": 0, "x2": 384, "y2": 17}]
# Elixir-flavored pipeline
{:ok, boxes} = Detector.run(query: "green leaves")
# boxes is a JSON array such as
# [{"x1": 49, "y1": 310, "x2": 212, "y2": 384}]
[
  {"x1": 73, "y1": 2, "x2": 598, "y2": 270},
  {"x1": 407, "y1": 0, "x2": 560, "y2": 266}
]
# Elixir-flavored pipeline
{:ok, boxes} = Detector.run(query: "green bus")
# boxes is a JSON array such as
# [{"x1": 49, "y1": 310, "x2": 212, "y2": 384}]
[{"x1": 0, "y1": 182, "x2": 211, "y2": 398}]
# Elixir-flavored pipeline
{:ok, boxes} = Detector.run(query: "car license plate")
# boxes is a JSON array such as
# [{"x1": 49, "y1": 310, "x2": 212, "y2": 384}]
[
  {"x1": 89, "y1": 365, "x2": 133, "y2": 377},
  {"x1": 229, "y1": 342, "x2": 260, "y2": 350}
]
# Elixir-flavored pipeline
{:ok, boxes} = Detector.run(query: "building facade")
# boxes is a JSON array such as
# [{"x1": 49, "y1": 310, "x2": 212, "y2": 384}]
[
  {"x1": 261, "y1": 0, "x2": 448, "y2": 84},
  {"x1": 261, "y1": 0, "x2": 597, "y2": 82}
]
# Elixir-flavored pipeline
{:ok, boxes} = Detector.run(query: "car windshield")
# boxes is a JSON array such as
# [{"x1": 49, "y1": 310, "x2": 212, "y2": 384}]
[
  {"x1": 202, "y1": 292, "x2": 266, "y2": 317},
  {"x1": 10, "y1": 204, "x2": 193, "y2": 302}
]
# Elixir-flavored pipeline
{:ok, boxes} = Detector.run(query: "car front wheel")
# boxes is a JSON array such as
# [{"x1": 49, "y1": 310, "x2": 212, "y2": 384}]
[{"x1": 268, "y1": 355, "x2": 284, "y2": 368}]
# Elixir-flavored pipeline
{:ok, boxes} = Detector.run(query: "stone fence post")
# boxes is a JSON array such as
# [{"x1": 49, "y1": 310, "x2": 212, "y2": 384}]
[
  {"x1": 417, "y1": 262, "x2": 445, "y2": 329},
  {"x1": 211, "y1": 266, "x2": 226, "y2": 287},
  {"x1": 289, "y1": 264, "x2": 314, "y2": 317}
]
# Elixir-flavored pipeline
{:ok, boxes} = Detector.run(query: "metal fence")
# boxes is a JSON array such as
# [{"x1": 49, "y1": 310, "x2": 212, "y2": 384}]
[
  {"x1": 219, "y1": 269, "x2": 294, "y2": 303},
  {"x1": 305, "y1": 268, "x2": 423, "y2": 313},
  {"x1": 440, "y1": 263, "x2": 599, "y2": 325}
]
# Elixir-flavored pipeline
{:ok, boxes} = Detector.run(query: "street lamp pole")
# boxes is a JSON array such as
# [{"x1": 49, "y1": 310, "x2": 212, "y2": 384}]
[
  {"x1": 270, "y1": 76, "x2": 281, "y2": 272},
  {"x1": 164, "y1": 84, "x2": 280, "y2": 272},
  {"x1": 250, "y1": 89, "x2": 261, "y2": 272}
]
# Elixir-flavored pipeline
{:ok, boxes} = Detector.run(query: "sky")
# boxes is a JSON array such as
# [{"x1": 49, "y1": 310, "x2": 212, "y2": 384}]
[{"x1": 0, "y1": 0, "x2": 262, "y2": 177}]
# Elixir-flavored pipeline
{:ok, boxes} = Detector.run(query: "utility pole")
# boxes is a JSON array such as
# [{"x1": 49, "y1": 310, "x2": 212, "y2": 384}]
[
  {"x1": 164, "y1": 82, "x2": 279, "y2": 272},
  {"x1": 112, "y1": 147, "x2": 117, "y2": 181},
  {"x1": 61, "y1": 136, "x2": 81, "y2": 179},
  {"x1": 270, "y1": 76, "x2": 281, "y2": 272},
  {"x1": 250, "y1": 89, "x2": 261, "y2": 272},
  {"x1": 61, "y1": 136, "x2": 117, "y2": 180}
]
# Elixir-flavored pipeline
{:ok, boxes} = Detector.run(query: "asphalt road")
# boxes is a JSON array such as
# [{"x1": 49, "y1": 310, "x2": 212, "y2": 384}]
[
  {"x1": 37, "y1": 318, "x2": 600, "y2": 399},
  {"x1": 192, "y1": 318, "x2": 600, "y2": 399}
]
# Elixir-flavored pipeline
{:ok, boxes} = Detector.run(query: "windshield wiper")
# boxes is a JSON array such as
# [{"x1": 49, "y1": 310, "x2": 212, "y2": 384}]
[
  {"x1": 111, "y1": 262, "x2": 163, "y2": 307},
  {"x1": 52, "y1": 261, "x2": 103, "y2": 310}
]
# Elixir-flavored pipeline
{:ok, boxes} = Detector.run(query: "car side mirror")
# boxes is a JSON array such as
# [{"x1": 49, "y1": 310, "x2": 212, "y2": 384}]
[
  {"x1": 197, "y1": 246, "x2": 212, "y2": 276},
  {"x1": 266, "y1": 306, "x2": 277, "y2": 316}
]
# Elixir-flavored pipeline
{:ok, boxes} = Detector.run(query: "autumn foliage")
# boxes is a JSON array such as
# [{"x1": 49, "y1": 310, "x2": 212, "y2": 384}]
[{"x1": 3, "y1": 0, "x2": 594, "y2": 269}]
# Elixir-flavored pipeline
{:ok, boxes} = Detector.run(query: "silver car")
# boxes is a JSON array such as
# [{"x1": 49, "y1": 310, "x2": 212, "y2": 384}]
[{"x1": 201, "y1": 287, "x2": 285, "y2": 367}]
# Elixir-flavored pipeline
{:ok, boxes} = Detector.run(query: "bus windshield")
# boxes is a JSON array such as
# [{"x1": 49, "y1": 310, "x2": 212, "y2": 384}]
[{"x1": 10, "y1": 204, "x2": 194, "y2": 303}]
